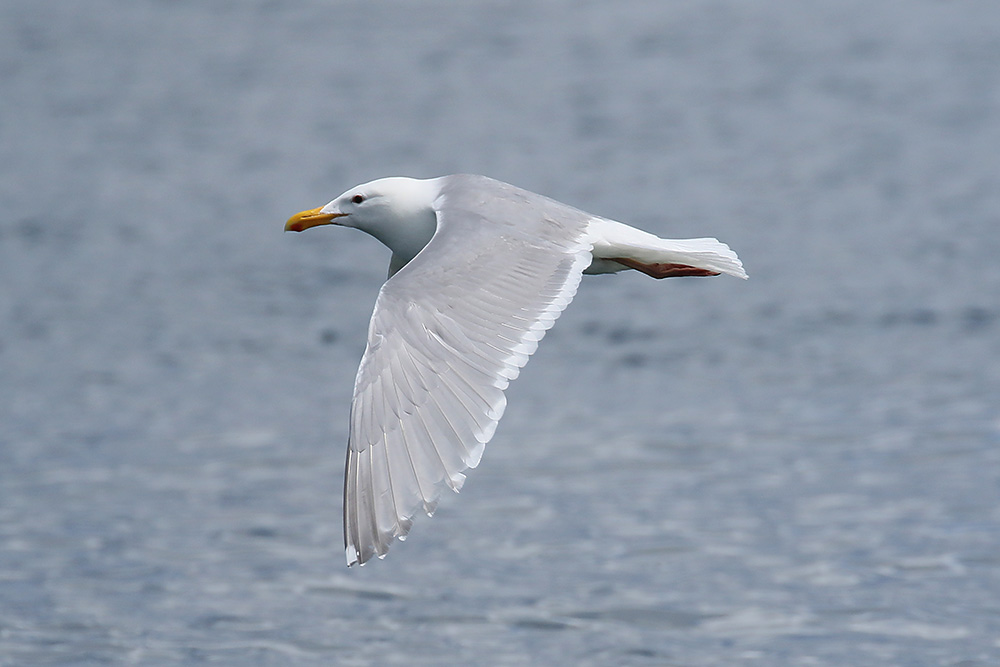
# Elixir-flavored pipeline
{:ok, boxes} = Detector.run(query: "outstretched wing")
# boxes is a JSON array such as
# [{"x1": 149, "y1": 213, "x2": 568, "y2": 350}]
[{"x1": 344, "y1": 175, "x2": 594, "y2": 565}]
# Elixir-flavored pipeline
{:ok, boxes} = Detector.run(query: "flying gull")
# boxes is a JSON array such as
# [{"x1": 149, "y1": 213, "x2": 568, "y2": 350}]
[{"x1": 285, "y1": 174, "x2": 746, "y2": 566}]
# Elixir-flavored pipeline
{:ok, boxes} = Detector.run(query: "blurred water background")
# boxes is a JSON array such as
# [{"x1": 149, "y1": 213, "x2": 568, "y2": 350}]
[{"x1": 2, "y1": 1, "x2": 999, "y2": 665}]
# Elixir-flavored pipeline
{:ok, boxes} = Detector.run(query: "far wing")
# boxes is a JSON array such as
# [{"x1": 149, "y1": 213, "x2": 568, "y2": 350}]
[{"x1": 344, "y1": 175, "x2": 593, "y2": 565}]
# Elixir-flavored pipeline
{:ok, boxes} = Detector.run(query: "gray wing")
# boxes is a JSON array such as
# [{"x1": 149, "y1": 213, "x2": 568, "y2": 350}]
[{"x1": 344, "y1": 175, "x2": 594, "y2": 565}]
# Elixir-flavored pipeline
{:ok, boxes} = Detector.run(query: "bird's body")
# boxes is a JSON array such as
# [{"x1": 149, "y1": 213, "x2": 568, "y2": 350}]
[{"x1": 286, "y1": 174, "x2": 746, "y2": 566}]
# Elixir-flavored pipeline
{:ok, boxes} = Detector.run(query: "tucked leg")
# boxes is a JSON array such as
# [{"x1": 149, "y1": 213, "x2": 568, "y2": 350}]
[{"x1": 611, "y1": 257, "x2": 721, "y2": 279}]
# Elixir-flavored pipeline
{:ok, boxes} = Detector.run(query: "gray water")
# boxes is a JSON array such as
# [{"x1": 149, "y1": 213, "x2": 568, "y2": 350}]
[{"x1": 2, "y1": 1, "x2": 999, "y2": 665}]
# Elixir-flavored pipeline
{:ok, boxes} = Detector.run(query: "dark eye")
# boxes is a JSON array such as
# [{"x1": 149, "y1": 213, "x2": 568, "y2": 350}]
[{"x1": 351, "y1": 194, "x2": 364, "y2": 204}]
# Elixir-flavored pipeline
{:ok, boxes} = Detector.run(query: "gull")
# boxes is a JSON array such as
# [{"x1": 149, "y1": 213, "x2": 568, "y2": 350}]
[{"x1": 285, "y1": 174, "x2": 746, "y2": 566}]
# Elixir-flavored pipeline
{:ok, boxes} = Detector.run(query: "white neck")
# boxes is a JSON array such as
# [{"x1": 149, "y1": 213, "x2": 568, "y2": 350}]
[{"x1": 355, "y1": 177, "x2": 442, "y2": 277}]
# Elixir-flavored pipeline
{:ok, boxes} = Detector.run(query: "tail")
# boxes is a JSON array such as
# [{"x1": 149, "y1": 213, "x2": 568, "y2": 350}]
[
  {"x1": 589, "y1": 218, "x2": 748, "y2": 280},
  {"x1": 634, "y1": 236, "x2": 748, "y2": 279}
]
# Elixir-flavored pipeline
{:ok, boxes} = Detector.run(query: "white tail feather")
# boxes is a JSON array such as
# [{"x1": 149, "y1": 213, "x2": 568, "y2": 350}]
[{"x1": 586, "y1": 218, "x2": 748, "y2": 279}]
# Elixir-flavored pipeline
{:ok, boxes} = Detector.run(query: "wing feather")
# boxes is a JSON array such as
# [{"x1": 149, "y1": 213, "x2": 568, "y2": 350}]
[{"x1": 343, "y1": 175, "x2": 593, "y2": 565}]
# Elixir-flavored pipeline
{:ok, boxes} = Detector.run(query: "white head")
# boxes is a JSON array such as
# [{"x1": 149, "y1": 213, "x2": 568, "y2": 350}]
[{"x1": 285, "y1": 177, "x2": 440, "y2": 261}]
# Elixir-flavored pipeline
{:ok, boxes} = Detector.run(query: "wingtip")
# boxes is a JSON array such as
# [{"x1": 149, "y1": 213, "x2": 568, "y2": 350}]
[{"x1": 346, "y1": 545, "x2": 360, "y2": 567}]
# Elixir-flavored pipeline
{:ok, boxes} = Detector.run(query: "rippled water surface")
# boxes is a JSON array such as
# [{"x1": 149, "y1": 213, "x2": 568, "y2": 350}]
[{"x1": 2, "y1": 2, "x2": 999, "y2": 665}]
